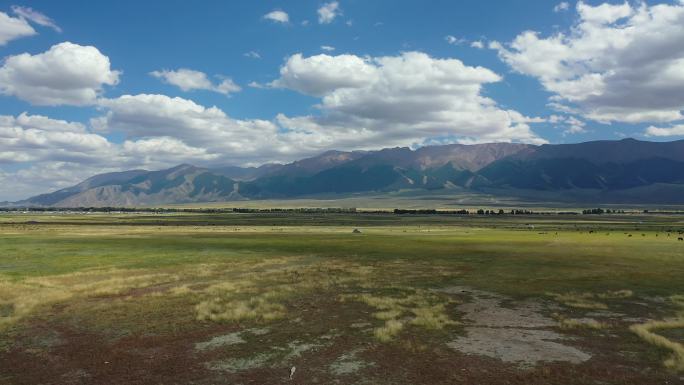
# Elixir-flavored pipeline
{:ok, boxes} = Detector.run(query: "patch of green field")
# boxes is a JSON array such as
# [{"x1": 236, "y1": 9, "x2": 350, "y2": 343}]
[{"x1": 1, "y1": 218, "x2": 682, "y2": 295}]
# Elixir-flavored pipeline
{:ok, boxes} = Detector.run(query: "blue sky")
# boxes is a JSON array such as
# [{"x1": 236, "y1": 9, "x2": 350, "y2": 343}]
[
  {"x1": 1, "y1": 0, "x2": 684, "y2": 200},
  {"x1": 1, "y1": 1, "x2": 568, "y2": 122}
]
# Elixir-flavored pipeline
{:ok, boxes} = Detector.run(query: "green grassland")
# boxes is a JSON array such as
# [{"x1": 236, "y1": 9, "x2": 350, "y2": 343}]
[{"x1": 1, "y1": 212, "x2": 684, "y2": 384}]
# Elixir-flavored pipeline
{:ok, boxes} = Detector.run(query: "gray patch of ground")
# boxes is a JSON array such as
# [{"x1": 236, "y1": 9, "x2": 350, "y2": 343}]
[
  {"x1": 329, "y1": 348, "x2": 372, "y2": 376},
  {"x1": 195, "y1": 327, "x2": 270, "y2": 352},
  {"x1": 195, "y1": 332, "x2": 245, "y2": 351},
  {"x1": 60, "y1": 369, "x2": 91, "y2": 382},
  {"x1": 206, "y1": 353, "x2": 272, "y2": 372},
  {"x1": 443, "y1": 287, "x2": 592, "y2": 366},
  {"x1": 585, "y1": 310, "x2": 624, "y2": 318},
  {"x1": 565, "y1": 317, "x2": 604, "y2": 326},
  {"x1": 448, "y1": 327, "x2": 591, "y2": 365},
  {"x1": 206, "y1": 337, "x2": 328, "y2": 373},
  {"x1": 283, "y1": 340, "x2": 322, "y2": 361},
  {"x1": 248, "y1": 327, "x2": 270, "y2": 336}
]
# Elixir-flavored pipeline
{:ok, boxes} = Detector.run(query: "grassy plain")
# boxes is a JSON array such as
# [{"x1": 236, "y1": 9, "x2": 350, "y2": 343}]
[{"x1": 1, "y1": 211, "x2": 684, "y2": 384}]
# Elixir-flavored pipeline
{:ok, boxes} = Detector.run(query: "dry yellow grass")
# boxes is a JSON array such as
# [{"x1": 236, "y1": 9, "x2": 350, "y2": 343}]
[
  {"x1": 547, "y1": 289, "x2": 633, "y2": 310},
  {"x1": 1, "y1": 253, "x2": 462, "y2": 339},
  {"x1": 411, "y1": 303, "x2": 457, "y2": 329},
  {"x1": 0, "y1": 257, "x2": 297, "y2": 329},
  {"x1": 630, "y1": 295, "x2": 684, "y2": 371},
  {"x1": 630, "y1": 319, "x2": 684, "y2": 371},
  {"x1": 597, "y1": 289, "x2": 633, "y2": 299},
  {"x1": 343, "y1": 289, "x2": 458, "y2": 341},
  {"x1": 192, "y1": 259, "x2": 372, "y2": 323},
  {"x1": 0, "y1": 269, "x2": 179, "y2": 329},
  {"x1": 196, "y1": 296, "x2": 286, "y2": 322},
  {"x1": 547, "y1": 292, "x2": 608, "y2": 309},
  {"x1": 374, "y1": 319, "x2": 405, "y2": 342}
]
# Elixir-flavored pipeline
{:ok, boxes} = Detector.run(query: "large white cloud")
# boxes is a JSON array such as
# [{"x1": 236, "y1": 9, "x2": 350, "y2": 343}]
[
  {"x1": 0, "y1": 42, "x2": 120, "y2": 106},
  {"x1": 270, "y1": 53, "x2": 378, "y2": 96},
  {"x1": 94, "y1": 90, "x2": 486, "y2": 169},
  {"x1": 493, "y1": 1, "x2": 684, "y2": 124},
  {"x1": 96, "y1": 94, "x2": 270, "y2": 146},
  {"x1": 95, "y1": 94, "x2": 312, "y2": 163},
  {"x1": 0, "y1": 10, "x2": 35, "y2": 45},
  {"x1": 0, "y1": 113, "x2": 112, "y2": 164},
  {"x1": 272, "y1": 51, "x2": 546, "y2": 145},
  {"x1": 150, "y1": 68, "x2": 241, "y2": 95},
  {"x1": 0, "y1": 113, "x2": 118, "y2": 201}
]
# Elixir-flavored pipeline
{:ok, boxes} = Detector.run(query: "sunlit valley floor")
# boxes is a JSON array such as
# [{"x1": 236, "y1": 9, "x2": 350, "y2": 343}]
[{"x1": 1, "y1": 212, "x2": 684, "y2": 384}]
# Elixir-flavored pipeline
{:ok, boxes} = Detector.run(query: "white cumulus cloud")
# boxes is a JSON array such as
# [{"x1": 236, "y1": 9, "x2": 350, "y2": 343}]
[
  {"x1": 644, "y1": 124, "x2": 684, "y2": 137},
  {"x1": 0, "y1": 112, "x2": 112, "y2": 166},
  {"x1": 318, "y1": 2, "x2": 340, "y2": 24},
  {"x1": 554, "y1": 2, "x2": 570, "y2": 12},
  {"x1": 0, "y1": 42, "x2": 120, "y2": 106},
  {"x1": 470, "y1": 41, "x2": 484, "y2": 49},
  {"x1": 272, "y1": 51, "x2": 546, "y2": 145},
  {"x1": 493, "y1": 1, "x2": 684, "y2": 125},
  {"x1": 150, "y1": 68, "x2": 241, "y2": 95},
  {"x1": 263, "y1": 10, "x2": 289, "y2": 24},
  {"x1": 270, "y1": 53, "x2": 378, "y2": 96}
]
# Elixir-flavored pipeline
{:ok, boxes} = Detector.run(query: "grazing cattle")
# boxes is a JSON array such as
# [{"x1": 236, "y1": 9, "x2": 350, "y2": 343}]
[{"x1": 679, "y1": 237, "x2": 683, "y2": 241}]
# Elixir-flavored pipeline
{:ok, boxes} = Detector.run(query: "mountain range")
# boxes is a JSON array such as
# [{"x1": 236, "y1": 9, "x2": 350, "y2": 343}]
[{"x1": 14, "y1": 138, "x2": 684, "y2": 207}]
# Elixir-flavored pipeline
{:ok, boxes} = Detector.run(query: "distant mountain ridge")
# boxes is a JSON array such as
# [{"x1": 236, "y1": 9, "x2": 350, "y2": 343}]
[{"x1": 14, "y1": 139, "x2": 684, "y2": 206}]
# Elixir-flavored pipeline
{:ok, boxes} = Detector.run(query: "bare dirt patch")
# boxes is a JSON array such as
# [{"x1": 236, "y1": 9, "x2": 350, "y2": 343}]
[{"x1": 443, "y1": 287, "x2": 592, "y2": 366}]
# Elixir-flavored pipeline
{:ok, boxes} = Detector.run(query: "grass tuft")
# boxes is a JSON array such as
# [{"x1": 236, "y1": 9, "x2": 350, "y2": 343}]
[
  {"x1": 344, "y1": 289, "x2": 457, "y2": 341},
  {"x1": 374, "y1": 319, "x2": 405, "y2": 342}
]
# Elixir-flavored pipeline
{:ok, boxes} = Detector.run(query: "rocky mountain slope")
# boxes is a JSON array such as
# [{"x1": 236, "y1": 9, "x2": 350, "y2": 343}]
[{"x1": 15, "y1": 139, "x2": 684, "y2": 206}]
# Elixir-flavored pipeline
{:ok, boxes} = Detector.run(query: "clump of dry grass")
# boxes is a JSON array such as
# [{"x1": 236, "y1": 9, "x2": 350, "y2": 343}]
[
  {"x1": 547, "y1": 292, "x2": 607, "y2": 310},
  {"x1": 597, "y1": 289, "x2": 633, "y2": 299},
  {"x1": 196, "y1": 296, "x2": 286, "y2": 322},
  {"x1": 547, "y1": 289, "x2": 633, "y2": 310},
  {"x1": 374, "y1": 319, "x2": 405, "y2": 342},
  {"x1": 630, "y1": 295, "x2": 684, "y2": 371},
  {"x1": 343, "y1": 289, "x2": 458, "y2": 342},
  {"x1": 374, "y1": 310, "x2": 402, "y2": 320},
  {"x1": 410, "y1": 303, "x2": 455, "y2": 329},
  {"x1": 630, "y1": 319, "x2": 684, "y2": 371}
]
